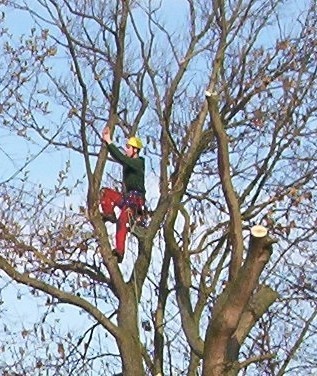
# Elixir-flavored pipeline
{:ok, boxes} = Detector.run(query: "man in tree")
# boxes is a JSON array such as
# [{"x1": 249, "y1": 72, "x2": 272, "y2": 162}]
[{"x1": 100, "y1": 126, "x2": 146, "y2": 263}]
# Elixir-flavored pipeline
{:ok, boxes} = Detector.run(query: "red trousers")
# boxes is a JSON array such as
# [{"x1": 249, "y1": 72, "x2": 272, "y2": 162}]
[{"x1": 100, "y1": 188, "x2": 145, "y2": 256}]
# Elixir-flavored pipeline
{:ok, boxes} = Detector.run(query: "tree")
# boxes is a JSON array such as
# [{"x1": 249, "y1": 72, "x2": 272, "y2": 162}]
[{"x1": 0, "y1": 0, "x2": 316, "y2": 375}]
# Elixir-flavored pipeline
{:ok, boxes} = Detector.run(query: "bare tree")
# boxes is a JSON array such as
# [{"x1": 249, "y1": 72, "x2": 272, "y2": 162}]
[{"x1": 0, "y1": 0, "x2": 316, "y2": 375}]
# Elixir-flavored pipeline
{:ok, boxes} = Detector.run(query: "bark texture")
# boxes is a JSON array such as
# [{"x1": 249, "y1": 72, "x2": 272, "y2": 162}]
[{"x1": 202, "y1": 226, "x2": 277, "y2": 376}]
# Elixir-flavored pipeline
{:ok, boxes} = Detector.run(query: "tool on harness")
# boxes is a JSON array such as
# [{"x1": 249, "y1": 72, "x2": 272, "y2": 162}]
[
  {"x1": 121, "y1": 190, "x2": 148, "y2": 229},
  {"x1": 127, "y1": 206, "x2": 149, "y2": 232}
]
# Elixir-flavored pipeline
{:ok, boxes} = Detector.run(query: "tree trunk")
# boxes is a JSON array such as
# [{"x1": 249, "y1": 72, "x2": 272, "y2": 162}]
[
  {"x1": 202, "y1": 226, "x2": 277, "y2": 375},
  {"x1": 117, "y1": 288, "x2": 145, "y2": 375}
]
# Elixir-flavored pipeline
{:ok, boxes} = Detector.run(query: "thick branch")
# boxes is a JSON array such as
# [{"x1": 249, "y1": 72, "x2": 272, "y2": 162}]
[
  {"x1": 93, "y1": 2, "x2": 129, "y2": 191},
  {"x1": 153, "y1": 252, "x2": 171, "y2": 375},
  {"x1": 228, "y1": 285, "x2": 279, "y2": 362},
  {"x1": 203, "y1": 225, "x2": 277, "y2": 375},
  {"x1": 174, "y1": 253, "x2": 204, "y2": 358},
  {"x1": 0, "y1": 255, "x2": 120, "y2": 339},
  {"x1": 206, "y1": 91, "x2": 244, "y2": 280},
  {"x1": 217, "y1": 226, "x2": 276, "y2": 329},
  {"x1": 164, "y1": 204, "x2": 204, "y2": 358}
]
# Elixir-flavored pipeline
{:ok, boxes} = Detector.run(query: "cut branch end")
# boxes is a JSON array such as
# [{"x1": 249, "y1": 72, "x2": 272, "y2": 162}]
[
  {"x1": 250, "y1": 225, "x2": 268, "y2": 238},
  {"x1": 205, "y1": 90, "x2": 217, "y2": 97}
]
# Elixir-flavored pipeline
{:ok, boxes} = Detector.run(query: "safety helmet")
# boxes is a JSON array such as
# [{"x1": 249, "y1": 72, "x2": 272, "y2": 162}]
[{"x1": 127, "y1": 136, "x2": 143, "y2": 149}]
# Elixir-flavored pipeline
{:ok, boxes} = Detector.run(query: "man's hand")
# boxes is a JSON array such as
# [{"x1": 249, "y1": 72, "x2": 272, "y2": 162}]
[{"x1": 102, "y1": 126, "x2": 112, "y2": 144}]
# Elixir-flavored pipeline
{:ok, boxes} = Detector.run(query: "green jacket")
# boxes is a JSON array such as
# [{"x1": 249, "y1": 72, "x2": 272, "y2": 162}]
[{"x1": 108, "y1": 143, "x2": 145, "y2": 196}]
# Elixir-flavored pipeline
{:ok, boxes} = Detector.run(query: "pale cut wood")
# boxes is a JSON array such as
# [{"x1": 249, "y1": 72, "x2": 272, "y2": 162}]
[
  {"x1": 205, "y1": 90, "x2": 217, "y2": 97},
  {"x1": 251, "y1": 225, "x2": 268, "y2": 238}
]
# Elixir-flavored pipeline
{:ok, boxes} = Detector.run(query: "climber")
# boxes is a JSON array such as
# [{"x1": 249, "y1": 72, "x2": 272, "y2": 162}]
[{"x1": 100, "y1": 125, "x2": 146, "y2": 263}]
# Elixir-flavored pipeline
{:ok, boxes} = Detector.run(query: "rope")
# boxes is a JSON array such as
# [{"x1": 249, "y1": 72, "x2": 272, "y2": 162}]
[
  {"x1": 127, "y1": 211, "x2": 139, "y2": 303},
  {"x1": 126, "y1": 216, "x2": 143, "y2": 364}
]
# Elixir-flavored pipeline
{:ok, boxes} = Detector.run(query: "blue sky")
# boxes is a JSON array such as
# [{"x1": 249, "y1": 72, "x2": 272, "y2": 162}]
[{"x1": 1, "y1": 0, "x2": 308, "y2": 188}]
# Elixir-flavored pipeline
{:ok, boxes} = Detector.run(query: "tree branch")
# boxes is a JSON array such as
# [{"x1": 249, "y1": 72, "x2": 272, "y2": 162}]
[
  {"x1": 206, "y1": 91, "x2": 244, "y2": 280},
  {"x1": 0, "y1": 255, "x2": 121, "y2": 339},
  {"x1": 203, "y1": 225, "x2": 277, "y2": 374}
]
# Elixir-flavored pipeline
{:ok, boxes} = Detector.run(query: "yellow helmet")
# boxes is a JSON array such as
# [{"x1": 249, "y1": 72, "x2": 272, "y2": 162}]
[{"x1": 127, "y1": 136, "x2": 143, "y2": 149}]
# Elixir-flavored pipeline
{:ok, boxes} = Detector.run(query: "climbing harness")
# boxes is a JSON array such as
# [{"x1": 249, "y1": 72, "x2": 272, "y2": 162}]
[{"x1": 99, "y1": 186, "x2": 150, "y2": 238}]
